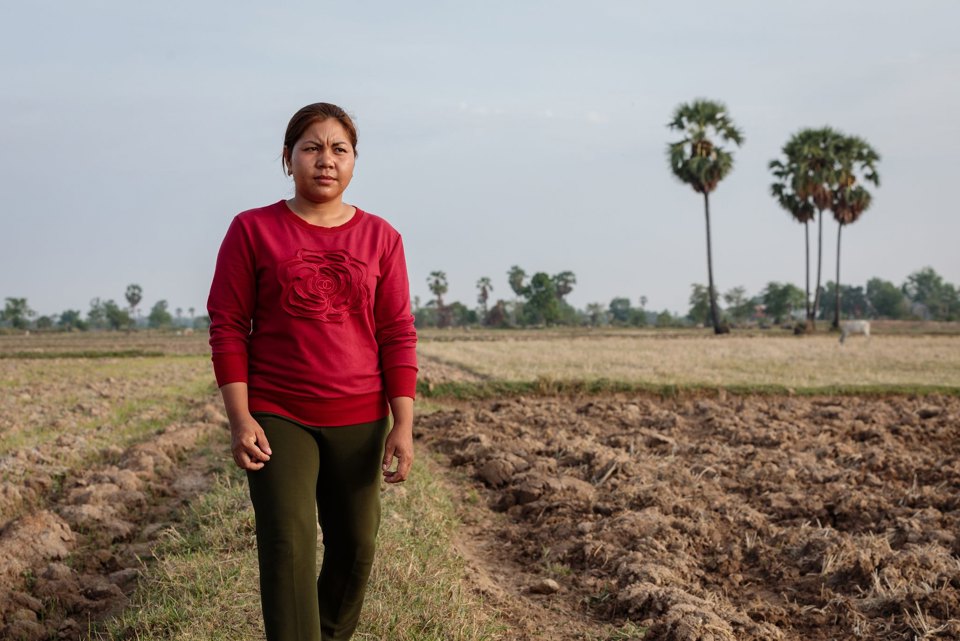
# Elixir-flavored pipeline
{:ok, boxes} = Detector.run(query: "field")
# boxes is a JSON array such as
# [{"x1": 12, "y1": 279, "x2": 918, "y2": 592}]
[{"x1": 0, "y1": 327, "x2": 958, "y2": 640}]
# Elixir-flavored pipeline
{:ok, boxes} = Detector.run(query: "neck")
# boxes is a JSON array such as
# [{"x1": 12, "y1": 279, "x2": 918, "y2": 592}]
[{"x1": 286, "y1": 197, "x2": 354, "y2": 227}]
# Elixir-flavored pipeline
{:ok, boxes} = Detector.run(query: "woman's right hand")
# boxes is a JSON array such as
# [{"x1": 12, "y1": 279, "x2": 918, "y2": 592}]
[{"x1": 230, "y1": 414, "x2": 273, "y2": 471}]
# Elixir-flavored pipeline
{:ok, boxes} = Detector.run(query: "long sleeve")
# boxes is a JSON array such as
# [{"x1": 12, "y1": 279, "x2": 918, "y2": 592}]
[
  {"x1": 374, "y1": 233, "x2": 418, "y2": 398},
  {"x1": 207, "y1": 216, "x2": 256, "y2": 386}
]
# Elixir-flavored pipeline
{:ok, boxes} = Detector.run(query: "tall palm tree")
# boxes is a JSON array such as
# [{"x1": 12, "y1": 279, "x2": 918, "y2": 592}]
[
  {"x1": 770, "y1": 166, "x2": 816, "y2": 324},
  {"x1": 667, "y1": 99, "x2": 744, "y2": 334},
  {"x1": 769, "y1": 128, "x2": 842, "y2": 329},
  {"x1": 830, "y1": 135, "x2": 880, "y2": 328}
]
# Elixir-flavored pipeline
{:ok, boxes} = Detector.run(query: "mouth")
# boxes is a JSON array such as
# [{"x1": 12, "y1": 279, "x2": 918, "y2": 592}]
[{"x1": 314, "y1": 175, "x2": 336, "y2": 184}]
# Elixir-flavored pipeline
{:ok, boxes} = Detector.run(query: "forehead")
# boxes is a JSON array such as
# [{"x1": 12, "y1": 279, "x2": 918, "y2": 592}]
[{"x1": 299, "y1": 118, "x2": 351, "y2": 144}]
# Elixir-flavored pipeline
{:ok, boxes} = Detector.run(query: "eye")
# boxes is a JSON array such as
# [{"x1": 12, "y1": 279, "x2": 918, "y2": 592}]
[
  {"x1": 303, "y1": 145, "x2": 318, "y2": 152},
  {"x1": 335, "y1": 146, "x2": 347, "y2": 154}
]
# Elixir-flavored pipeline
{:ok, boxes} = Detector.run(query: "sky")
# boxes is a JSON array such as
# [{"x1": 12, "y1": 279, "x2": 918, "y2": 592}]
[{"x1": 2, "y1": 1, "x2": 959, "y2": 318}]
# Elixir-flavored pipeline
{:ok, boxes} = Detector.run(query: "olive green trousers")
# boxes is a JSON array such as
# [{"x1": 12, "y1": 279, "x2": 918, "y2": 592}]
[{"x1": 247, "y1": 413, "x2": 389, "y2": 641}]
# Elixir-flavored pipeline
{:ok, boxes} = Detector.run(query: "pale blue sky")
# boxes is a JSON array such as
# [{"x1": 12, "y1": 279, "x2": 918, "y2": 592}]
[{"x1": 2, "y1": 1, "x2": 958, "y2": 318}]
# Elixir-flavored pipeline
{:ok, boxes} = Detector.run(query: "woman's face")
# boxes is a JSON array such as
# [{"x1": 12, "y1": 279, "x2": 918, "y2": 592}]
[{"x1": 285, "y1": 118, "x2": 356, "y2": 205}]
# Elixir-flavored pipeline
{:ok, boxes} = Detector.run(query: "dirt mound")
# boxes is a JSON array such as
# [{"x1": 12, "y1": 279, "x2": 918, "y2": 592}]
[
  {"x1": 422, "y1": 394, "x2": 960, "y2": 641},
  {"x1": 0, "y1": 400, "x2": 228, "y2": 640}
]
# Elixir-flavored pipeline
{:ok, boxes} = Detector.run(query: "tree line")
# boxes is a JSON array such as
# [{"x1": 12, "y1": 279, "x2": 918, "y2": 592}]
[
  {"x1": 0, "y1": 284, "x2": 208, "y2": 331},
  {"x1": 412, "y1": 265, "x2": 959, "y2": 329}
]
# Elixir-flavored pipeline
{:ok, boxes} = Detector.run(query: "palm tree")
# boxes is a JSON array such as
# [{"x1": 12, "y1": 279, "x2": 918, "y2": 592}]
[
  {"x1": 125, "y1": 284, "x2": 142, "y2": 318},
  {"x1": 667, "y1": 99, "x2": 744, "y2": 334},
  {"x1": 830, "y1": 135, "x2": 880, "y2": 328},
  {"x1": 770, "y1": 142, "x2": 817, "y2": 328},
  {"x1": 427, "y1": 271, "x2": 450, "y2": 328},
  {"x1": 769, "y1": 128, "x2": 843, "y2": 330},
  {"x1": 475, "y1": 277, "x2": 493, "y2": 316}
]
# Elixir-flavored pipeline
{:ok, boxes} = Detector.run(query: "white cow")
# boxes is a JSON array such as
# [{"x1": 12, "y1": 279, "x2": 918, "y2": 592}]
[{"x1": 839, "y1": 320, "x2": 870, "y2": 344}]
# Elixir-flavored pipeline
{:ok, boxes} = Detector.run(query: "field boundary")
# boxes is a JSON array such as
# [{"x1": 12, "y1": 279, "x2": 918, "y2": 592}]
[{"x1": 418, "y1": 378, "x2": 960, "y2": 400}]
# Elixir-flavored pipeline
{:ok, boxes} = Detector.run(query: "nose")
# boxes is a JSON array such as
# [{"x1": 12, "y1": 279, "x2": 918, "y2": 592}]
[{"x1": 316, "y1": 149, "x2": 335, "y2": 167}]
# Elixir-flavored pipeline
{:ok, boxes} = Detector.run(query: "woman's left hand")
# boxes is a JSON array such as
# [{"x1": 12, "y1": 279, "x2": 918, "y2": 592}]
[{"x1": 382, "y1": 420, "x2": 413, "y2": 483}]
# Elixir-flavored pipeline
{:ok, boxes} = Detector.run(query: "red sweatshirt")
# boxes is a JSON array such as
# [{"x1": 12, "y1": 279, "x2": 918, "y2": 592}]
[{"x1": 207, "y1": 200, "x2": 418, "y2": 426}]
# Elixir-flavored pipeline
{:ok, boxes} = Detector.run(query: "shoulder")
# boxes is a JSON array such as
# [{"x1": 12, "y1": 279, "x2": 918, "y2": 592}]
[
  {"x1": 356, "y1": 207, "x2": 403, "y2": 243},
  {"x1": 234, "y1": 200, "x2": 286, "y2": 226}
]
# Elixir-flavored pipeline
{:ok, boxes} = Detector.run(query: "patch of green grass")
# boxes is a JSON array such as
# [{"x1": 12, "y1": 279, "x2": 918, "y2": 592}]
[
  {"x1": 93, "y1": 452, "x2": 506, "y2": 641},
  {"x1": 0, "y1": 350, "x2": 166, "y2": 359},
  {"x1": 418, "y1": 378, "x2": 960, "y2": 400}
]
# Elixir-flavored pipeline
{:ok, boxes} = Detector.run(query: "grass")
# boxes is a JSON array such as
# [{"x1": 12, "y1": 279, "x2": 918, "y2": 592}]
[
  {"x1": 0, "y1": 356, "x2": 215, "y2": 455},
  {"x1": 0, "y1": 349, "x2": 166, "y2": 359},
  {"x1": 417, "y1": 334, "x2": 960, "y2": 392},
  {"x1": 92, "y1": 451, "x2": 506, "y2": 641}
]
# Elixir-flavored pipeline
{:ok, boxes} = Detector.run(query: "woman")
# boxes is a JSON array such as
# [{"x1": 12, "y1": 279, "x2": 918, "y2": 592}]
[{"x1": 207, "y1": 102, "x2": 417, "y2": 641}]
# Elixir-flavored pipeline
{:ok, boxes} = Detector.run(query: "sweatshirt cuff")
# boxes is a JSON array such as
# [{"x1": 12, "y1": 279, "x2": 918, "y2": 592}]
[
  {"x1": 384, "y1": 366, "x2": 417, "y2": 400},
  {"x1": 212, "y1": 352, "x2": 249, "y2": 387}
]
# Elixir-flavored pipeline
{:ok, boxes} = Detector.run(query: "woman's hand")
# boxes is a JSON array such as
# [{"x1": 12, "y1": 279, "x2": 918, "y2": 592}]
[
  {"x1": 383, "y1": 396, "x2": 414, "y2": 483},
  {"x1": 382, "y1": 420, "x2": 413, "y2": 483},
  {"x1": 230, "y1": 413, "x2": 273, "y2": 471},
  {"x1": 219, "y1": 382, "x2": 271, "y2": 471}
]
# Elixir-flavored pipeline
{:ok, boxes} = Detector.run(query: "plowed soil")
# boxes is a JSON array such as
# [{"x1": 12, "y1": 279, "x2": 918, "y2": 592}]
[{"x1": 421, "y1": 394, "x2": 960, "y2": 640}]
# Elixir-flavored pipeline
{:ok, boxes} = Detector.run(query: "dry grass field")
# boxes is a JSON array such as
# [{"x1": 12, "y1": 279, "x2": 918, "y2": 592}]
[{"x1": 418, "y1": 331, "x2": 960, "y2": 390}]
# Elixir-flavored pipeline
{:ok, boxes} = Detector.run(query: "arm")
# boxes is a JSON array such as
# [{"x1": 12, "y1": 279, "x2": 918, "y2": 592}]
[
  {"x1": 207, "y1": 216, "x2": 268, "y2": 470},
  {"x1": 382, "y1": 395, "x2": 414, "y2": 483},
  {"x1": 375, "y1": 233, "x2": 418, "y2": 483}
]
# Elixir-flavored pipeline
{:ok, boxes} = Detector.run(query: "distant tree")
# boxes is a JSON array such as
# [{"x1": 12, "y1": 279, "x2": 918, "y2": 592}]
[
  {"x1": 830, "y1": 134, "x2": 880, "y2": 328},
  {"x1": 426, "y1": 271, "x2": 450, "y2": 328},
  {"x1": 552, "y1": 271, "x2": 576, "y2": 301},
  {"x1": 58, "y1": 309, "x2": 87, "y2": 331},
  {"x1": 35, "y1": 315, "x2": 54, "y2": 330},
  {"x1": 770, "y1": 135, "x2": 818, "y2": 325},
  {"x1": 667, "y1": 98, "x2": 743, "y2": 334},
  {"x1": 1, "y1": 297, "x2": 36, "y2": 330},
  {"x1": 485, "y1": 300, "x2": 509, "y2": 328},
  {"x1": 476, "y1": 277, "x2": 493, "y2": 317},
  {"x1": 103, "y1": 300, "x2": 132, "y2": 330},
  {"x1": 820, "y1": 282, "x2": 869, "y2": 320},
  {"x1": 656, "y1": 310, "x2": 682, "y2": 328},
  {"x1": 523, "y1": 272, "x2": 561, "y2": 325},
  {"x1": 723, "y1": 286, "x2": 753, "y2": 325},
  {"x1": 447, "y1": 301, "x2": 477, "y2": 327},
  {"x1": 125, "y1": 284, "x2": 143, "y2": 316},
  {"x1": 866, "y1": 278, "x2": 908, "y2": 319},
  {"x1": 86, "y1": 298, "x2": 107, "y2": 330},
  {"x1": 586, "y1": 303, "x2": 608, "y2": 326},
  {"x1": 148, "y1": 300, "x2": 174, "y2": 328},
  {"x1": 687, "y1": 284, "x2": 713, "y2": 326},
  {"x1": 902, "y1": 267, "x2": 959, "y2": 321},
  {"x1": 188, "y1": 307, "x2": 195, "y2": 323},
  {"x1": 413, "y1": 303, "x2": 438, "y2": 329},
  {"x1": 761, "y1": 282, "x2": 806, "y2": 324},
  {"x1": 769, "y1": 128, "x2": 845, "y2": 329},
  {"x1": 609, "y1": 297, "x2": 632, "y2": 324},
  {"x1": 507, "y1": 265, "x2": 528, "y2": 298}
]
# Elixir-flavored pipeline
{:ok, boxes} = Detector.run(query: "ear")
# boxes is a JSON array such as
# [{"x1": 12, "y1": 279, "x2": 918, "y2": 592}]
[{"x1": 282, "y1": 146, "x2": 292, "y2": 175}]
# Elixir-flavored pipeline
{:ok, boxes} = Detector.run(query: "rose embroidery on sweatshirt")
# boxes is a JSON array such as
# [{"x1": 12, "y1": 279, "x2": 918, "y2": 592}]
[{"x1": 278, "y1": 249, "x2": 370, "y2": 322}]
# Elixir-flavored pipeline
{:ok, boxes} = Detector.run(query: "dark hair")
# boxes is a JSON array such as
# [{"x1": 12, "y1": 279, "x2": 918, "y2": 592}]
[{"x1": 282, "y1": 102, "x2": 358, "y2": 174}]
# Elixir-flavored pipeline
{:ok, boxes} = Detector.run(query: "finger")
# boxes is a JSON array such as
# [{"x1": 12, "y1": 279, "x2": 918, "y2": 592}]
[
  {"x1": 234, "y1": 450, "x2": 264, "y2": 471},
  {"x1": 385, "y1": 451, "x2": 412, "y2": 483},
  {"x1": 245, "y1": 439, "x2": 270, "y2": 462},
  {"x1": 382, "y1": 443, "x2": 396, "y2": 471},
  {"x1": 257, "y1": 428, "x2": 272, "y2": 456}
]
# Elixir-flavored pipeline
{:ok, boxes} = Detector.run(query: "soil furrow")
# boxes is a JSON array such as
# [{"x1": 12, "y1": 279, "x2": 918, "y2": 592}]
[{"x1": 0, "y1": 395, "x2": 228, "y2": 641}]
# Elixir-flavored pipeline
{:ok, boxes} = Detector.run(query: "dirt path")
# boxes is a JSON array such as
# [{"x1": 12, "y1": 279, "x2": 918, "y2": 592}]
[
  {"x1": 0, "y1": 395, "x2": 228, "y2": 640},
  {"x1": 421, "y1": 394, "x2": 960, "y2": 641}
]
